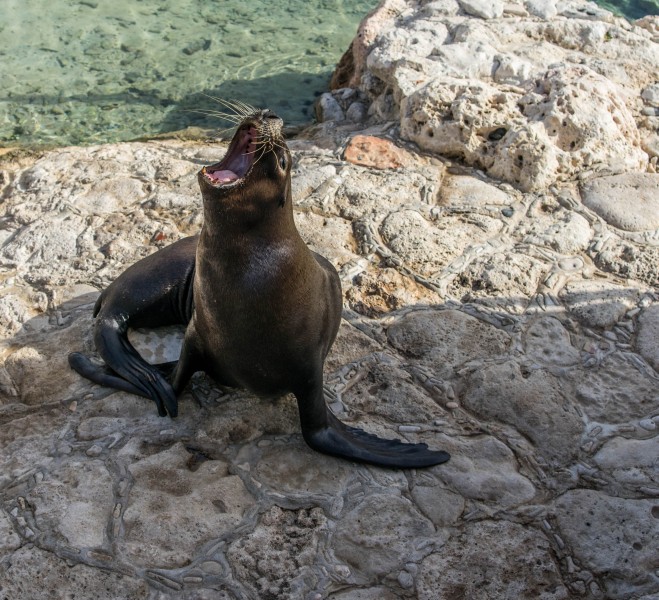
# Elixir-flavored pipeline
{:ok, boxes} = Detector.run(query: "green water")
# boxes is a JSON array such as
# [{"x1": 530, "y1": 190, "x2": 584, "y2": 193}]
[
  {"x1": 0, "y1": 0, "x2": 376, "y2": 147},
  {"x1": 0, "y1": 0, "x2": 656, "y2": 148}
]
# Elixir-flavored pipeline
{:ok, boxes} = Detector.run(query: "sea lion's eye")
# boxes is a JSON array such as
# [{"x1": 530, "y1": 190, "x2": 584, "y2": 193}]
[{"x1": 279, "y1": 155, "x2": 287, "y2": 171}]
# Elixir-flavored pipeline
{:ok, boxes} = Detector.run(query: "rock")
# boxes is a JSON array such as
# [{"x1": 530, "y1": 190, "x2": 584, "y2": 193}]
[
  {"x1": 119, "y1": 442, "x2": 255, "y2": 568},
  {"x1": 580, "y1": 173, "x2": 659, "y2": 232},
  {"x1": 0, "y1": 510, "x2": 21, "y2": 553},
  {"x1": 560, "y1": 279, "x2": 639, "y2": 328},
  {"x1": 386, "y1": 309, "x2": 511, "y2": 378},
  {"x1": 410, "y1": 483, "x2": 465, "y2": 527},
  {"x1": 552, "y1": 490, "x2": 659, "y2": 598},
  {"x1": 571, "y1": 354, "x2": 659, "y2": 422},
  {"x1": 417, "y1": 520, "x2": 569, "y2": 599},
  {"x1": 459, "y1": 0, "x2": 504, "y2": 19},
  {"x1": 316, "y1": 93, "x2": 346, "y2": 123},
  {"x1": 593, "y1": 436, "x2": 658, "y2": 489},
  {"x1": 346, "y1": 267, "x2": 441, "y2": 317},
  {"x1": 636, "y1": 304, "x2": 659, "y2": 371},
  {"x1": 333, "y1": 493, "x2": 437, "y2": 578},
  {"x1": 463, "y1": 361, "x2": 583, "y2": 466},
  {"x1": 343, "y1": 135, "x2": 416, "y2": 169},
  {"x1": 0, "y1": 546, "x2": 149, "y2": 599},
  {"x1": 525, "y1": 0, "x2": 557, "y2": 19},
  {"x1": 428, "y1": 434, "x2": 537, "y2": 508},
  {"x1": 227, "y1": 506, "x2": 327, "y2": 599},
  {"x1": 26, "y1": 459, "x2": 114, "y2": 548},
  {"x1": 523, "y1": 316, "x2": 581, "y2": 366},
  {"x1": 641, "y1": 83, "x2": 659, "y2": 107}
]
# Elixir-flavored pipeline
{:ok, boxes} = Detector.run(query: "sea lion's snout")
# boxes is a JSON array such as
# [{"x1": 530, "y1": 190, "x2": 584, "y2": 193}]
[{"x1": 200, "y1": 108, "x2": 286, "y2": 190}]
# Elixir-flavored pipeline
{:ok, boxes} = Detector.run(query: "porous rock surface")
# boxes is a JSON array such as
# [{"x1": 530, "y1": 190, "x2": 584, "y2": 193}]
[{"x1": 1, "y1": 1, "x2": 658, "y2": 599}]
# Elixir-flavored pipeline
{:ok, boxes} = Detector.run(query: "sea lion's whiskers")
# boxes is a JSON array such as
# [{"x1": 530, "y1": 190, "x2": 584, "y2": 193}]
[
  {"x1": 184, "y1": 109, "x2": 244, "y2": 123},
  {"x1": 201, "y1": 94, "x2": 253, "y2": 118}
]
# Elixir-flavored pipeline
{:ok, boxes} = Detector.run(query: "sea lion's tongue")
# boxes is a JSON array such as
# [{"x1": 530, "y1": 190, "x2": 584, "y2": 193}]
[{"x1": 207, "y1": 169, "x2": 239, "y2": 183}]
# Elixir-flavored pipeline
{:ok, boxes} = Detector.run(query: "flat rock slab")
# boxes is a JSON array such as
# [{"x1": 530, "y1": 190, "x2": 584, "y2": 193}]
[{"x1": 581, "y1": 173, "x2": 659, "y2": 232}]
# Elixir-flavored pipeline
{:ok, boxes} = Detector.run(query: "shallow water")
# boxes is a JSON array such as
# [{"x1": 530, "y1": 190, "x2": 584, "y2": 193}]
[
  {"x1": 0, "y1": 0, "x2": 376, "y2": 147},
  {"x1": 0, "y1": 0, "x2": 657, "y2": 148}
]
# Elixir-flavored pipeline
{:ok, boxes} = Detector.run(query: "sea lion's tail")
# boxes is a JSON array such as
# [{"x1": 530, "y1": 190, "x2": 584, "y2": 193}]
[
  {"x1": 301, "y1": 410, "x2": 450, "y2": 469},
  {"x1": 68, "y1": 314, "x2": 178, "y2": 417}
]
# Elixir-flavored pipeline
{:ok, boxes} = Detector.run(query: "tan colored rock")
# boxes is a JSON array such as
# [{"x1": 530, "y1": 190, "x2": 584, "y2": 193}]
[
  {"x1": 343, "y1": 135, "x2": 416, "y2": 169},
  {"x1": 580, "y1": 173, "x2": 659, "y2": 232},
  {"x1": 120, "y1": 443, "x2": 255, "y2": 568},
  {"x1": 636, "y1": 304, "x2": 659, "y2": 371}
]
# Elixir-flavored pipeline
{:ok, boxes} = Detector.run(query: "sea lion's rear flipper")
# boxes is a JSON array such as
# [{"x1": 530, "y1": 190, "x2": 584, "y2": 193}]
[
  {"x1": 68, "y1": 316, "x2": 179, "y2": 417},
  {"x1": 295, "y1": 384, "x2": 450, "y2": 468}
]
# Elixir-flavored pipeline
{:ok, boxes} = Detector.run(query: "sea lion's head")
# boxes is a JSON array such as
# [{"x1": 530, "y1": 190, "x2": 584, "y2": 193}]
[{"x1": 199, "y1": 109, "x2": 292, "y2": 218}]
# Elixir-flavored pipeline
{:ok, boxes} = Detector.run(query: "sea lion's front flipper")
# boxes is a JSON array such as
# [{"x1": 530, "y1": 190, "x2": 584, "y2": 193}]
[{"x1": 295, "y1": 383, "x2": 450, "y2": 469}]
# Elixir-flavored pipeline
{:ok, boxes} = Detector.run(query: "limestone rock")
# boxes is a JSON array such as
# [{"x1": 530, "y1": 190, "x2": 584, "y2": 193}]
[
  {"x1": 427, "y1": 434, "x2": 537, "y2": 509},
  {"x1": 386, "y1": 309, "x2": 511, "y2": 378},
  {"x1": 120, "y1": 442, "x2": 255, "y2": 568},
  {"x1": 553, "y1": 490, "x2": 659, "y2": 598},
  {"x1": 523, "y1": 316, "x2": 581, "y2": 367},
  {"x1": 580, "y1": 173, "x2": 659, "y2": 232},
  {"x1": 227, "y1": 506, "x2": 328, "y2": 599},
  {"x1": 593, "y1": 436, "x2": 658, "y2": 489},
  {"x1": 560, "y1": 279, "x2": 640, "y2": 328},
  {"x1": 636, "y1": 304, "x2": 659, "y2": 371},
  {"x1": 333, "y1": 493, "x2": 436, "y2": 578},
  {"x1": 26, "y1": 459, "x2": 114, "y2": 548},
  {"x1": 417, "y1": 521, "x2": 568, "y2": 599},
  {"x1": 571, "y1": 354, "x2": 659, "y2": 422},
  {"x1": 0, "y1": 546, "x2": 149, "y2": 600},
  {"x1": 459, "y1": 0, "x2": 504, "y2": 19},
  {"x1": 463, "y1": 361, "x2": 583, "y2": 466}
]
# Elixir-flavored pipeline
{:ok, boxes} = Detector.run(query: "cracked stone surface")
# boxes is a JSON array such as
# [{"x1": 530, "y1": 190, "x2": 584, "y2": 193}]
[{"x1": 1, "y1": 1, "x2": 659, "y2": 599}]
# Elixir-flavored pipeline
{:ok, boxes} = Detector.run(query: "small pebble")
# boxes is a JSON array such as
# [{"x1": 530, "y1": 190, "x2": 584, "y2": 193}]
[
  {"x1": 86, "y1": 444, "x2": 103, "y2": 457},
  {"x1": 639, "y1": 419, "x2": 656, "y2": 431},
  {"x1": 446, "y1": 401, "x2": 459, "y2": 409}
]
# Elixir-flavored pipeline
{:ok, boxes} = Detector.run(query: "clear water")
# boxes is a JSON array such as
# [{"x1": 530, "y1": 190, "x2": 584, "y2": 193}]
[
  {"x1": 0, "y1": 0, "x2": 657, "y2": 148},
  {"x1": 0, "y1": 0, "x2": 376, "y2": 147}
]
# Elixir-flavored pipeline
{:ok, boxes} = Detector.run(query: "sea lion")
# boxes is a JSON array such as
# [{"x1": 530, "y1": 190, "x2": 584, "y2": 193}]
[{"x1": 69, "y1": 107, "x2": 450, "y2": 468}]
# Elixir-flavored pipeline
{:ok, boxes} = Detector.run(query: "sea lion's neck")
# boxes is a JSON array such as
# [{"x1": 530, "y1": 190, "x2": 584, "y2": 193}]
[{"x1": 199, "y1": 195, "x2": 300, "y2": 254}]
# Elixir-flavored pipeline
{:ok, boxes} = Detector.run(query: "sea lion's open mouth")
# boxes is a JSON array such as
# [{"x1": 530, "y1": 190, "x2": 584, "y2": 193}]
[{"x1": 201, "y1": 125, "x2": 258, "y2": 187}]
